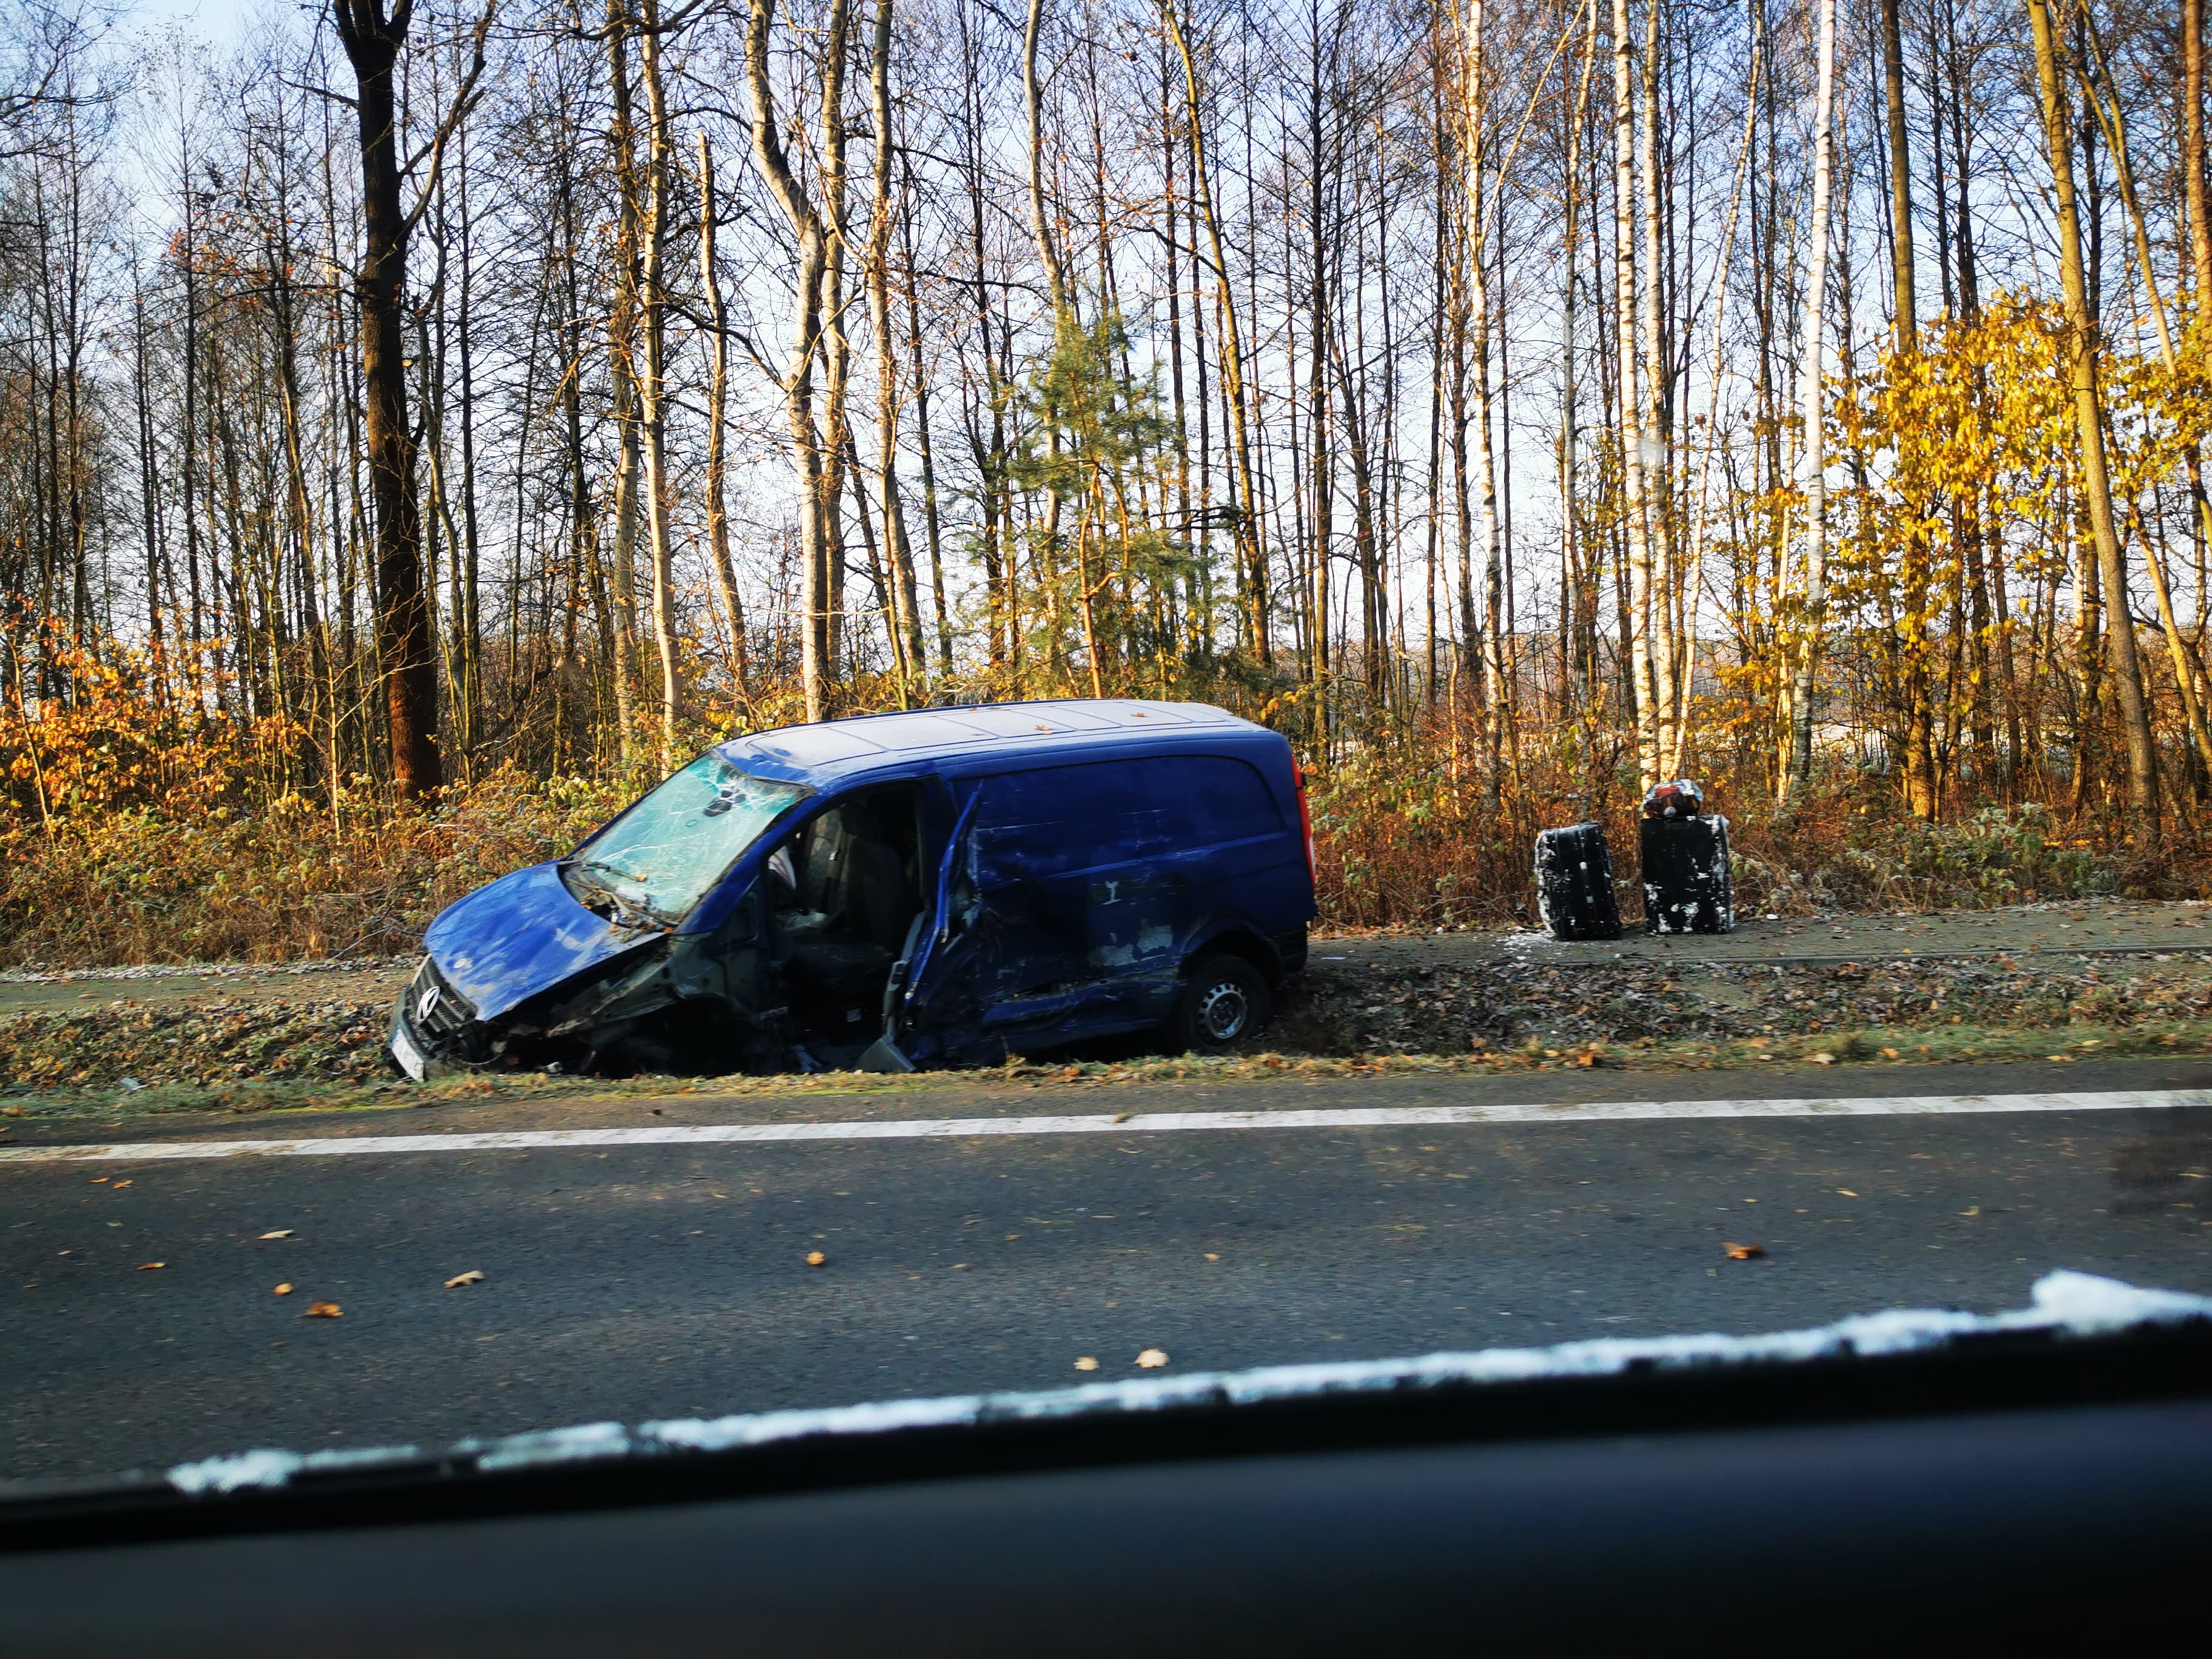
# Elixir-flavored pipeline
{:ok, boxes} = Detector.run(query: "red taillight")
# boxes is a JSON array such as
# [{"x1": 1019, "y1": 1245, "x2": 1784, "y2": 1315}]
[{"x1": 1293, "y1": 757, "x2": 1315, "y2": 881}]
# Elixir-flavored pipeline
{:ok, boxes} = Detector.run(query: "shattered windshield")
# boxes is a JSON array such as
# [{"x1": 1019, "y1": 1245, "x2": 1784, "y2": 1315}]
[{"x1": 567, "y1": 754, "x2": 805, "y2": 923}]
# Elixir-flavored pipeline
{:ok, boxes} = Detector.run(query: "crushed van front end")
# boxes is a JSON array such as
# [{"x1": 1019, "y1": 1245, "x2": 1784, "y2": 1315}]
[{"x1": 387, "y1": 953, "x2": 513, "y2": 1081}]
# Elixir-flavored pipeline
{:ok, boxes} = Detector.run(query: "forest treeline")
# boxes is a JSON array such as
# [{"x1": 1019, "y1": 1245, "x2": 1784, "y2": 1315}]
[{"x1": 2, "y1": 0, "x2": 2211, "y2": 963}]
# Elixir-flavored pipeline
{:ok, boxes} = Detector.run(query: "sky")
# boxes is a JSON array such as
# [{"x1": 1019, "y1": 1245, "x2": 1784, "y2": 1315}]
[{"x1": 122, "y1": 0, "x2": 263, "y2": 49}]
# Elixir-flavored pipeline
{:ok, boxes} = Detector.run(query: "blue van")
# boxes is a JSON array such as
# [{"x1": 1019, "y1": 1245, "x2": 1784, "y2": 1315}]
[{"x1": 388, "y1": 699, "x2": 1317, "y2": 1079}]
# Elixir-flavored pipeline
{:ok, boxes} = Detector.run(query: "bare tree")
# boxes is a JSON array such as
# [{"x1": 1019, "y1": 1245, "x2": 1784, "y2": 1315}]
[
  {"x1": 2027, "y1": 0, "x2": 2156, "y2": 844},
  {"x1": 746, "y1": 0, "x2": 846, "y2": 721},
  {"x1": 328, "y1": 0, "x2": 491, "y2": 800},
  {"x1": 1777, "y1": 0, "x2": 1835, "y2": 804}
]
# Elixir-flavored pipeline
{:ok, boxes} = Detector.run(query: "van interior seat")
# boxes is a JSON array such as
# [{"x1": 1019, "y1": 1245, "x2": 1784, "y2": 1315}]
[{"x1": 786, "y1": 799, "x2": 921, "y2": 1015}]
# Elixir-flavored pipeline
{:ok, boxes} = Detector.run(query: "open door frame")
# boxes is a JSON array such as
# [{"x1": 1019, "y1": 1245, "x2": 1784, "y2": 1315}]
[{"x1": 858, "y1": 786, "x2": 980, "y2": 1072}]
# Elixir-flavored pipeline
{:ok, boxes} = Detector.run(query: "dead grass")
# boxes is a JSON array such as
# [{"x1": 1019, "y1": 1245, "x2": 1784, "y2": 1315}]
[{"x1": 0, "y1": 768, "x2": 625, "y2": 967}]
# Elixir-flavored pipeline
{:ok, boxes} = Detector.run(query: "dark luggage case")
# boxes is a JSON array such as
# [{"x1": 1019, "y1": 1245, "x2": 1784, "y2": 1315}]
[
  {"x1": 1535, "y1": 822, "x2": 1623, "y2": 941},
  {"x1": 1641, "y1": 814, "x2": 1733, "y2": 934}
]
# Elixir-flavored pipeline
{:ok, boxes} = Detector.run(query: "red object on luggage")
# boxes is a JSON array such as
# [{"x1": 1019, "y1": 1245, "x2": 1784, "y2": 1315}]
[{"x1": 1641, "y1": 779, "x2": 1705, "y2": 820}]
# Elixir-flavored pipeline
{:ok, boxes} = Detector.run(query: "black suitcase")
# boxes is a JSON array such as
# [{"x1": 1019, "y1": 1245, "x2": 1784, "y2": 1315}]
[
  {"x1": 1535, "y1": 822, "x2": 1623, "y2": 941},
  {"x1": 1641, "y1": 814, "x2": 1734, "y2": 934}
]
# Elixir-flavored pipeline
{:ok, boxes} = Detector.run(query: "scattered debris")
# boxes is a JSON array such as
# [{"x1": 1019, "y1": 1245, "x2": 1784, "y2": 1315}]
[
  {"x1": 1278, "y1": 950, "x2": 2212, "y2": 1061},
  {"x1": 0, "y1": 956, "x2": 406, "y2": 988},
  {"x1": 0, "y1": 996, "x2": 390, "y2": 1091},
  {"x1": 444, "y1": 1270, "x2": 485, "y2": 1289}
]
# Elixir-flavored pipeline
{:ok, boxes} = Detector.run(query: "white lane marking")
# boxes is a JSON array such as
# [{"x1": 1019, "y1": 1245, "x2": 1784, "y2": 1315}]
[{"x1": 0, "y1": 1089, "x2": 2202, "y2": 1167}]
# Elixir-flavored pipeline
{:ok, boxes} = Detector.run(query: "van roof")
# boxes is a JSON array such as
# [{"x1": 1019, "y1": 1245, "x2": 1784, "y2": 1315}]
[{"x1": 717, "y1": 699, "x2": 1276, "y2": 791}]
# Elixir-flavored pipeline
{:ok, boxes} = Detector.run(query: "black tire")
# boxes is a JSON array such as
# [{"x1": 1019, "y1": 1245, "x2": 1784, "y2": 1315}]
[{"x1": 1175, "y1": 953, "x2": 1272, "y2": 1054}]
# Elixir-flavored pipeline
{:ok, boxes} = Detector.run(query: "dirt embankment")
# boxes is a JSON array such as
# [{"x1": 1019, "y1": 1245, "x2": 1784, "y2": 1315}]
[{"x1": 2, "y1": 900, "x2": 2211, "y2": 1102}]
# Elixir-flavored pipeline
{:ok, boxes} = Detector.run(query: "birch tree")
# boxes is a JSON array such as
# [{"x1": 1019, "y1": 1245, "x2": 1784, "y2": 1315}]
[{"x1": 1778, "y1": 0, "x2": 1836, "y2": 803}]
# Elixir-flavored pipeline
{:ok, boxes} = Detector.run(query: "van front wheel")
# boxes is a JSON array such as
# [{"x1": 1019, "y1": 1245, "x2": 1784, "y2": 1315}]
[{"x1": 1175, "y1": 954, "x2": 1272, "y2": 1054}]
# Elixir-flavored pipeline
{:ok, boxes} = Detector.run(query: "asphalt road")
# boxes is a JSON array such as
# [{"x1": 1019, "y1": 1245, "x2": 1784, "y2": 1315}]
[{"x1": 7, "y1": 1057, "x2": 2212, "y2": 1485}]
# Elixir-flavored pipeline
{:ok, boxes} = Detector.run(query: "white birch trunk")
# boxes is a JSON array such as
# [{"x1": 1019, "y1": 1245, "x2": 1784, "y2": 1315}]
[
  {"x1": 637, "y1": 0, "x2": 682, "y2": 768},
  {"x1": 1611, "y1": 0, "x2": 1658, "y2": 787}
]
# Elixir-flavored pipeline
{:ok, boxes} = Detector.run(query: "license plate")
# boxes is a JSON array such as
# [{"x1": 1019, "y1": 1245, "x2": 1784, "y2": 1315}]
[{"x1": 389, "y1": 1019, "x2": 430, "y2": 1082}]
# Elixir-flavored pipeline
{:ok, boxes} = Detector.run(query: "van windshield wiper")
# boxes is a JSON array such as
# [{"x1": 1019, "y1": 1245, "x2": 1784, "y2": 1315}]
[{"x1": 560, "y1": 862, "x2": 674, "y2": 930}]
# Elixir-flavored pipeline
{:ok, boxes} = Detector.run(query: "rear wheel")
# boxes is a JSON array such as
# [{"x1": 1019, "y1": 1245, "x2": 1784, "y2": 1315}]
[{"x1": 1174, "y1": 954, "x2": 1272, "y2": 1054}]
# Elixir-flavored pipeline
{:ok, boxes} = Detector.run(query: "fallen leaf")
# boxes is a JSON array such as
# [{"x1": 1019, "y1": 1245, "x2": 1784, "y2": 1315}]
[
  {"x1": 1073, "y1": 1356, "x2": 1099, "y2": 1372},
  {"x1": 1136, "y1": 1347, "x2": 1169, "y2": 1369},
  {"x1": 1721, "y1": 1242, "x2": 1765, "y2": 1261},
  {"x1": 1204, "y1": 1252, "x2": 1220, "y2": 1262},
  {"x1": 302, "y1": 1301, "x2": 342, "y2": 1318},
  {"x1": 1809, "y1": 1052, "x2": 1834, "y2": 1065},
  {"x1": 1959, "y1": 1207, "x2": 1980, "y2": 1218},
  {"x1": 112, "y1": 1180, "x2": 131, "y2": 1189},
  {"x1": 805, "y1": 1250, "x2": 826, "y2": 1266},
  {"x1": 259, "y1": 1229, "x2": 292, "y2": 1240},
  {"x1": 273, "y1": 1283, "x2": 293, "y2": 1295},
  {"x1": 1113, "y1": 1111, "x2": 1134, "y2": 1124},
  {"x1": 1837, "y1": 1189, "x2": 1858, "y2": 1198},
  {"x1": 137, "y1": 1261, "x2": 165, "y2": 1271},
  {"x1": 1880, "y1": 1047, "x2": 1900, "y2": 1059},
  {"x1": 88, "y1": 1176, "x2": 107, "y2": 1184},
  {"x1": 444, "y1": 1269, "x2": 485, "y2": 1289}
]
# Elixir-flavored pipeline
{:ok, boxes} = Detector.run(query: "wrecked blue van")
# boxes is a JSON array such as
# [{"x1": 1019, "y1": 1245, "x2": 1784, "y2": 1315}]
[{"x1": 388, "y1": 699, "x2": 1317, "y2": 1079}]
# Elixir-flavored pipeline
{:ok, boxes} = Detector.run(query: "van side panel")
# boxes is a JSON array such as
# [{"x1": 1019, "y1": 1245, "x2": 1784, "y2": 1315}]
[{"x1": 902, "y1": 739, "x2": 1312, "y2": 1060}]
